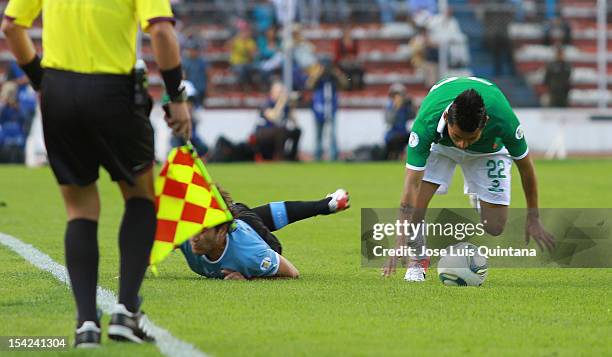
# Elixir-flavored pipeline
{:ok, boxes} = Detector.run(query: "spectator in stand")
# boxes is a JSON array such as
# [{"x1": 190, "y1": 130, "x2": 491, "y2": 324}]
[
  {"x1": 543, "y1": 46, "x2": 572, "y2": 107},
  {"x1": 407, "y1": 0, "x2": 437, "y2": 26},
  {"x1": 383, "y1": 83, "x2": 414, "y2": 160},
  {"x1": 483, "y1": 0, "x2": 515, "y2": 77},
  {"x1": 182, "y1": 37, "x2": 209, "y2": 108},
  {"x1": 292, "y1": 26, "x2": 317, "y2": 89},
  {"x1": 252, "y1": 0, "x2": 277, "y2": 35},
  {"x1": 377, "y1": 0, "x2": 397, "y2": 23},
  {"x1": 257, "y1": 25, "x2": 283, "y2": 85},
  {"x1": 307, "y1": 58, "x2": 348, "y2": 161},
  {"x1": 409, "y1": 26, "x2": 439, "y2": 87},
  {"x1": 5, "y1": 60, "x2": 36, "y2": 136},
  {"x1": 229, "y1": 20, "x2": 258, "y2": 89},
  {"x1": 6, "y1": 60, "x2": 29, "y2": 87},
  {"x1": 254, "y1": 81, "x2": 301, "y2": 161},
  {"x1": 0, "y1": 82, "x2": 26, "y2": 163},
  {"x1": 543, "y1": 15, "x2": 572, "y2": 47},
  {"x1": 0, "y1": 82, "x2": 22, "y2": 127},
  {"x1": 16, "y1": 83, "x2": 36, "y2": 136},
  {"x1": 427, "y1": 7, "x2": 470, "y2": 68},
  {"x1": 334, "y1": 27, "x2": 364, "y2": 91}
]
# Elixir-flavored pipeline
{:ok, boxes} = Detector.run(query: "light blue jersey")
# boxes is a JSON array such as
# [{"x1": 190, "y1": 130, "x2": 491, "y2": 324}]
[{"x1": 180, "y1": 219, "x2": 281, "y2": 279}]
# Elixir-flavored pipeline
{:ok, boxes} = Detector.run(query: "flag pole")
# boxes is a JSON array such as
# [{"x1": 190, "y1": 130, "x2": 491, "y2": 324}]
[{"x1": 184, "y1": 140, "x2": 233, "y2": 221}]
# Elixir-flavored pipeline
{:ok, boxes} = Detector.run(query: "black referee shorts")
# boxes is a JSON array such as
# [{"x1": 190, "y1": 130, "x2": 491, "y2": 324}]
[{"x1": 41, "y1": 69, "x2": 154, "y2": 186}]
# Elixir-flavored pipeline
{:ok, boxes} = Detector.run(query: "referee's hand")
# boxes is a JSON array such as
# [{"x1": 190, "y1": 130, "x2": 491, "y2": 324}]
[{"x1": 166, "y1": 102, "x2": 192, "y2": 140}]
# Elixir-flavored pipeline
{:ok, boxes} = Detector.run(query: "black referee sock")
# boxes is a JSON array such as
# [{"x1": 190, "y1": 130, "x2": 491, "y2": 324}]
[
  {"x1": 65, "y1": 219, "x2": 99, "y2": 325},
  {"x1": 118, "y1": 198, "x2": 156, "y2": 313}
]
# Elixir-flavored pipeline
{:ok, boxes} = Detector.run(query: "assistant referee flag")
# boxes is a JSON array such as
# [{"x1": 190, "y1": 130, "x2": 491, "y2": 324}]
[{"x1": 151, "y1": 146, "x2": 233, "y2": 267}]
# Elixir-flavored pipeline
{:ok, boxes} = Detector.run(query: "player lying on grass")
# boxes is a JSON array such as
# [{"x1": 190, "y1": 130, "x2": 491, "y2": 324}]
[
  {"x1": 383, "y1": 76, "x2": 556, "y2": 282},
  {"x1": 179, "y1": 188, "x2": 350, "y2": 280}
]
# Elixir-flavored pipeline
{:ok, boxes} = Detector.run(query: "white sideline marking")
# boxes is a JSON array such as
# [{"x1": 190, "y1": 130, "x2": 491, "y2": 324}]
[{"x1": 0, "y1": 232, "x2": 208, "y2": 357}]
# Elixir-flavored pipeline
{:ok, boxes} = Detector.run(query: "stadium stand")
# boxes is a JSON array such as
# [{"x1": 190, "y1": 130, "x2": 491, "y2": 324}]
[
  {"x1": 0, "y1": 1, "x2": 456, "y2": 109},
  {"x1": 507, "y1": 0, "x2": 612, "y2": 106},
  {"x1": 0, "y1": 0, "x2": 608, "y2": 108}
]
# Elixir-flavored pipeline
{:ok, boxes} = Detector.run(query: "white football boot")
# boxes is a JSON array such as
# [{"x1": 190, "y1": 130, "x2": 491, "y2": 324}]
[
  {"x1": 327, "y1": 189, "x2": 350, "y2": 213},
  {"x1": 404, "y1": 258, "x2": 430, "y2": 282}
]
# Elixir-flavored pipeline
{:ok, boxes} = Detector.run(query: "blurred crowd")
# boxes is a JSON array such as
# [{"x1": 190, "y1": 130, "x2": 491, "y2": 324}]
[
  {"x1": 0, "y1": 0, "x2": 580, "y2": 164},
  {"x1": 222, "y1": 5, "x2": 368, "y2": 93},
  {"x1": 177, "y1": 0, "x2": 466, "y2": 96},
  {"x1": 175, "y1": 0, "x2": 469, "y2": 162},
  {"x1": 478, "y1": 0, "x2": 573, "y2": 107},
  {"x1": 0, "y1": 61, "x2": 37, "y2": 163}
]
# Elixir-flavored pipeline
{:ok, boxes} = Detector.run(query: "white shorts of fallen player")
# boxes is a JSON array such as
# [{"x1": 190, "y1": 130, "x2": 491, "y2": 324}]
[{"x1": 423, "y1": 144, "x2": 512, "y2": 206}]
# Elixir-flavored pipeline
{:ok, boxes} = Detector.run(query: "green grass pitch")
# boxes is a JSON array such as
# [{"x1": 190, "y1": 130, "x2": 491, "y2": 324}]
[{"x1": 0, "y1": 160, "x2": 611, "y2": 356}]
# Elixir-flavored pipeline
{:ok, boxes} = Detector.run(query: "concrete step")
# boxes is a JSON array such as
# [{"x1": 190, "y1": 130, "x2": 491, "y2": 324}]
[{"x1": 493, "y1": 75, "x2": 541, "y2": 107}]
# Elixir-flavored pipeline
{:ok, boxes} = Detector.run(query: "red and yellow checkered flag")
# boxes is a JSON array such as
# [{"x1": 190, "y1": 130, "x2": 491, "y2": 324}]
[{"x1": 150, "y1": 144, "x2": 233, "y2": 268}]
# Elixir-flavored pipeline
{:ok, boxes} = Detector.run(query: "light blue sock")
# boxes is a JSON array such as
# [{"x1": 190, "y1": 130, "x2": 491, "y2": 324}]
[{"x1": 269, "y1": 202, "x2": 289, "y2": 230}]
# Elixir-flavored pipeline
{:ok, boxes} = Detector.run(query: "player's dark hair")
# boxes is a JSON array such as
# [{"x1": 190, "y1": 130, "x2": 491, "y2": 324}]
[
  {"x1": 214, "y1": 185, "x2": 236, "y2": 232},
  {"x1": 217, "y1": 185, "x2": 234, "y2": 207},
  {"x1": 447, "y1": 89, "x2": 487, "y2": 132}
]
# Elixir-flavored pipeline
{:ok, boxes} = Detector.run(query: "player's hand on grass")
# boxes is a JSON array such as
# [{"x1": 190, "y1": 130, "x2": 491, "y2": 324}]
[
  {"x1": 382, "y1": 232, "x2": 411, "y2": 277},
  {"x1": 166, "y1": 101, "x2": 192, "y2": 140},
  {"x1": 382, "y1": 256, "x2": 398, "y2": 277},
  {"x1": 525, "y1": 215, "x2": 556, "y2": 252},
  {"x1": 222, "y1": 269, "x2": 247, "y2": 281}
]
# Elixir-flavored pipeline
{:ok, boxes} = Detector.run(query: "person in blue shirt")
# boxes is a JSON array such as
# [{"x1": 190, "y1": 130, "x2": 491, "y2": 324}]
[
  {"x1": 252, "y1": 0, "x2": 276, "y2": 35},
  {"x1": 307, "y1": 58, "x2": 347, "y2": 161},
  {"x1": 179, "y1": 188, "x2": 350, "y2": 280},
  {"x1": 5, "y1": 61, "x2": 36, "y2": 136},
  {"x1": 182, "y1": 38, "x2": 209, "y2": 108},
  {"x1": 383, "y1": 83, "x2": 414, "y2": 160},
  {"x1": 0, "y1": 81, "x2": 26, "y2": 163},
  {"x1": 255, "y1": 26, "x2": 283, "y2": 86}
]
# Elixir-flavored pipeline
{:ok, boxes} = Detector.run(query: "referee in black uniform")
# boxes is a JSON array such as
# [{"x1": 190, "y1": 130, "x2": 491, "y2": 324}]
[{"x1": 3, "y1": 0, "x2": 191, "y2": 348}]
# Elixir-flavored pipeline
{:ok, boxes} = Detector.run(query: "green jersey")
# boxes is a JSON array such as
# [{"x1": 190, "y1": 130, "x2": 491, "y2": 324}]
[{"x1": 406, "y1": 76, "x2": 528, "y2": 170}]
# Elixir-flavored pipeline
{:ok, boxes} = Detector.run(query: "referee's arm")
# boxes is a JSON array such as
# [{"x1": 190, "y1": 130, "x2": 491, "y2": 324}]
[
  {"x1": 148, "y1": 21, "x2": 192, "y2": 140},
  {"x1": 2, "y1": 18, "x2": 42, "y2": 90}
]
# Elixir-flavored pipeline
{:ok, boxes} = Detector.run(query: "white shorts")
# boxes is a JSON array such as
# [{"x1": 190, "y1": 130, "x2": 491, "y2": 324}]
[{"x1": 422, "y1": 144, "x2": 512, "y2": 206}]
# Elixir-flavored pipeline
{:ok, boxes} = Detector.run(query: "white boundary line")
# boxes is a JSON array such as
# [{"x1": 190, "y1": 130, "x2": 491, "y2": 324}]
[{"x1": 0, "y1": 232, "x2": 208, "y2": 357}]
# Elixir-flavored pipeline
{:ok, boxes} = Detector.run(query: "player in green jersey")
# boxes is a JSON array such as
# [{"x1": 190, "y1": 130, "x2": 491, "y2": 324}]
[{"x1": 382, "y1": 76, "x2": 555, "y2": 281}]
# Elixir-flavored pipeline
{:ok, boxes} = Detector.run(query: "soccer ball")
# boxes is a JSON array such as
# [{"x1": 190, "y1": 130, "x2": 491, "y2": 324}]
[{"x1": 437, "y1": 242, "x2": 488, "y2": 286}]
